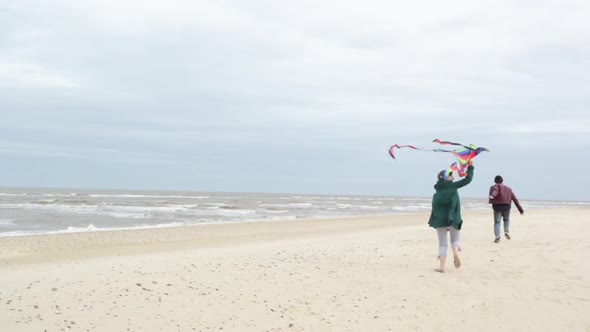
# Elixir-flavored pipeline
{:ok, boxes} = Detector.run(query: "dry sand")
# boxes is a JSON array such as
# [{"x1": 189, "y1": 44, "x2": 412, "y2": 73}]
[{"x1": 1, "y1": 208, "x2": 589, "y2": 331}]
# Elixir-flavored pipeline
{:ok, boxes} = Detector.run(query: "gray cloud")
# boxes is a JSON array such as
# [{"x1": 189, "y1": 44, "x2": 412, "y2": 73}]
[{"x1": 1, "y1": 0, "x2": 589, "y2": 200}]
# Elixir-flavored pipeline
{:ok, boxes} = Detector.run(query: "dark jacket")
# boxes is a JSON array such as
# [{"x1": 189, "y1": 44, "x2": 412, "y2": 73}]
[
  {"x1": 489, "y1": 183, "x2": 524, "y2": 213},
  {"x1": 428, "y1": 165, "x2": 474, "y2": 230}
]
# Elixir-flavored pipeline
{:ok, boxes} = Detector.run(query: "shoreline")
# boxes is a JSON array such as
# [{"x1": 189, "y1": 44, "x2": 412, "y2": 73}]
[
  {"x1": 2, "y1": 187, "x2": 588, "y2": 240},
  {"x1": 0, "y1": 211, "x2": 437, "y2": 264}
]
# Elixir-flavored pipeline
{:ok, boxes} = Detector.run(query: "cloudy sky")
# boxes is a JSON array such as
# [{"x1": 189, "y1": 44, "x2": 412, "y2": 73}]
[{"x1": 1, "y1": 0, "x2": 589, "y2": 200}]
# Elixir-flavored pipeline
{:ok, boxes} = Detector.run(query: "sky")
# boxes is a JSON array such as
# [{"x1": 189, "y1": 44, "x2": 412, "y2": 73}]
[{"x1": 1, "y1": 0, "x2": 589, "y2": 201}]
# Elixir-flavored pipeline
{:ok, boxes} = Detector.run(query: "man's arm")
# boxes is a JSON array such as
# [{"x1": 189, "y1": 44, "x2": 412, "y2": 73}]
[
  {"x1": 512, "y1": 192, "x2": 524, "y2": 214},
  {"x1": 489, "y1": 184, "x2": 499, "y2": 200}
]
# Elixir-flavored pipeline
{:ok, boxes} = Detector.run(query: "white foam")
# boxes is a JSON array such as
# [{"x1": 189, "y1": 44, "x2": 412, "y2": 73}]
[
  {"x1": 391, "y1": 205, "x2": 430, "y2": 211},
  {"x1": 215, "y1": 209, "x2": 256, "y2": 216},
  {"x1": 41, "y1": 193, "x2": 77, "y2": 197},
  {"x1": 0, "y1": 218, "x2": 15, "y2": 226},
  {"x1": 0, "y1": 202, "x2": 198, "y2": 219},
  {"x1": 1, "y1": 230, "x2": 35, "y2": 237},
  {"x1": 203, "y1": 202, "x2": 230, "y2": 207},
  {"x1": 359, "y1": 205, "x2": 380, "y2": 209},
  {"x1": 265, "y1": 210, "x2": 289, "y2": 214},
  {"x1": 89, "y1": 194, "x2": 210, "y2": 199},
  {"x1": 37, "y1": 199, "x2": 58, "y2": 203},
  {"x1": 0, "y1": 203, "x2": 99, "y2": 210},
  {"x1": 106, "y1": 212, "x2": 149, "y2": 219},
  {"x1": 0, "y1": 222, "x2": 189, "y2": 237},
  {"x1": 65, "y1": 224, "x2": 99, "y2": 233},
  {"x1": 258, "y1": 203, "x2": 291, "y2": 209}
]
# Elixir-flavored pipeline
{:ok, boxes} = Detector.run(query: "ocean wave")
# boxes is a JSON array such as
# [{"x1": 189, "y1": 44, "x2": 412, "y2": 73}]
[{"x1": 89, "y1": 194, "x2": 211, "y2": 199}]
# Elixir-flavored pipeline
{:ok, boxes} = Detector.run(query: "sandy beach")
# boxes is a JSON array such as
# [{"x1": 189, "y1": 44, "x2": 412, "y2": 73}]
[{"x1": 1, "y1": 208, "x2": 589, "y2": 332}]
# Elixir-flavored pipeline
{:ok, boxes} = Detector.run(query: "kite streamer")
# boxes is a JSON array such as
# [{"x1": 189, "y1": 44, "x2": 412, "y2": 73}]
[{"x1": 389, "y1": 139, "x2": 489, "y2": 178}]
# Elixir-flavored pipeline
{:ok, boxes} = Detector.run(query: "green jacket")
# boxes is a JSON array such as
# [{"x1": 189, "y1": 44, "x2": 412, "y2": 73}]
[{"x1": 428, "y1": 166, "x2": 474, "y2": 230}]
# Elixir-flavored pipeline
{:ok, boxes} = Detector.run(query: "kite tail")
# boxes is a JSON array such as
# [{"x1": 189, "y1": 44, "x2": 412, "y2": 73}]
[
  {"x1": 433, "y1": 139, "x2": 469, "y2": 148},
  {"x1": 389, "y1": 139, "x2": 489, "y2": 178},
  {"x1": 389, "y1": 144, "x2": 432, "y2": 159}
]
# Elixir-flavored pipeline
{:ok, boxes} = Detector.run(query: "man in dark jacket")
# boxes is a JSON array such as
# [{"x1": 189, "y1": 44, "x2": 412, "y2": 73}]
[
  {"x1": 428, "y1": 160, "x2": 474, "y2": 273},
  {"x1": 488, "y1": 175, "x2": 524, "y2": 243}
]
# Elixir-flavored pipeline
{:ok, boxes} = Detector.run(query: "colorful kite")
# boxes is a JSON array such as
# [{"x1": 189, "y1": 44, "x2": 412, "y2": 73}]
[{"x1": 389, "y1": 139, "x2": 489, "y2": 178}]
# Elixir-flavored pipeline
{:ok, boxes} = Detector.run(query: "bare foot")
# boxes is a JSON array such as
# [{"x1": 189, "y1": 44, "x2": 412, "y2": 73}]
[
  {"x1": 454, "y1": 256, "x2": 461, "y2": 269},
  {"x1": 435, "y1": 268, "x2": 445, "y2": 273}
]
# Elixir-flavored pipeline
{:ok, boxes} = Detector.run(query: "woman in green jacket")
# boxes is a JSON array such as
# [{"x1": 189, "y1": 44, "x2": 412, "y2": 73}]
[{"x1": 428, "y1": 160, "x2": 474, "y2": 273}]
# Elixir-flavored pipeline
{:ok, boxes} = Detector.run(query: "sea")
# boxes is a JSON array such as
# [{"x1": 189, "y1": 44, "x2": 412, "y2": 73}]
[{"x1": 0, "y1": 187, "x2": 587, "y2": 237}]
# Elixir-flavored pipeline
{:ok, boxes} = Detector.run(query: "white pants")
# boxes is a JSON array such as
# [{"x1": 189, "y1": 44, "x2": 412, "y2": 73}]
[{"x1": 436, "y1": 226, "x2": 461, "y2": 258}]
